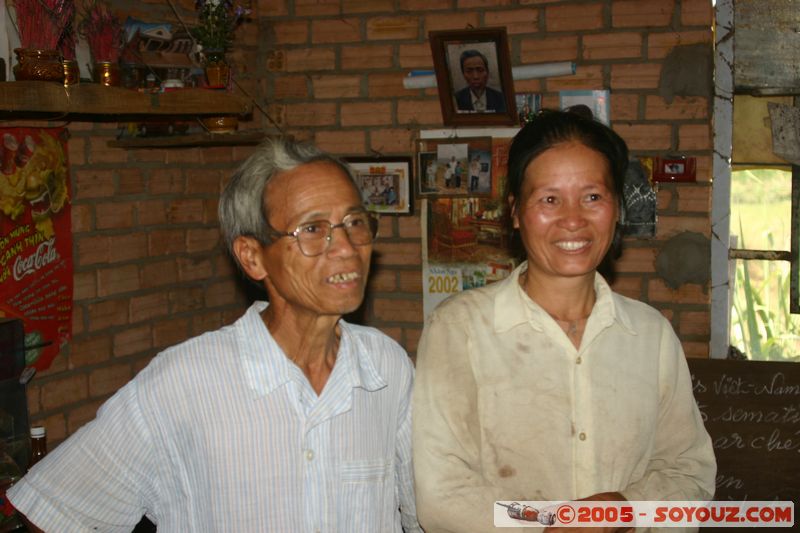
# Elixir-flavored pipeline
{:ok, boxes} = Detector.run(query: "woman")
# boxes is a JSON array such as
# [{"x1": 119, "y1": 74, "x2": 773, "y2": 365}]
[{"x1": 413, "y1": 110, "x2": 716, "y2": 532}]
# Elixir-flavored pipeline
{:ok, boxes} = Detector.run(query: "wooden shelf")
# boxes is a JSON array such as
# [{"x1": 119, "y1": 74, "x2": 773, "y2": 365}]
[
  {"x1": 0, "y1": 81, "x2": 252, "y2": 117},
  {"x1": 107, "y1": 130, "x2": 272, "y2": 148}
]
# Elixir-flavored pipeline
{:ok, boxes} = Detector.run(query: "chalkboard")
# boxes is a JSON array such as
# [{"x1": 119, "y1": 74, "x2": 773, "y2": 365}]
[{"x1": 688, "y1": 358, "x2": 800, "y2": 502}]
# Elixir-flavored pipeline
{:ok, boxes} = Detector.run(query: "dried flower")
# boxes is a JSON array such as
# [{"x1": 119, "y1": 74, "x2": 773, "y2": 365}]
[
  {"x1": 192, "y1": 0, "x2": 250, "y2": 56},
  {"x1": 77, "y1": 1, "x2": 124, "y2": 63},
  {"x1": 12, "y1": 0, "x2": 74, "y2": 50}
]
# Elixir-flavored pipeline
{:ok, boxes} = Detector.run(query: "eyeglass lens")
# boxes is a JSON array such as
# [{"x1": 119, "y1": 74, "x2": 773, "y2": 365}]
[{"x1": 296, "y1": 213, "x2": 377, "y2": 256}]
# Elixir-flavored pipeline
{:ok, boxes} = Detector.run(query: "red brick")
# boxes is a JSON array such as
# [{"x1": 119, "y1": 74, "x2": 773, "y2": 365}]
[
  {"x1": 129, "y1": 292, "x2": 170, "y2": 323},
  {"x1": 377, "y1": 216, "x2": 395, "y2": 239},
  {"x1": 141, "y1": 259, "x2": 178, "y2": 288},
  {"x1": 678, "y1": 124, "x2": 710, "y2": 151},
  {"x1": 89, "y1": 298, "x2": 130, "y2": 331},
  {"x1": 366, "y1": 16, "x2": 419, "y2": 40},
  {"x1": 97, "y1": 264, "x2": 140, "y2": 297},
  {"x1": 398, "y1": 269, "x2": 423, "y2": 292},
  {"x1": 131, "y1": 148, "x2": 167, "y2": 164},
  {"x1": 657, "y1": 187, "x2": 673, "y2": 210},
  {"x1": 485, "y1": 8, "x2": 539, "y2": 35},
  {"x1": 615, "y1": 246, "x2": 656, "y2": 273},
  {"x1": 424, "y1": 12, "x2": 480, "y2": 32},
  {"x1": 343, "y1": 0, "x2": 394, "y2": 13},
  {"x1": 153, "y1": 317, "x2": 191, "y2": 349},
  {"x1": 695, "y1": 155, "x2": 712, "y2": 182},
  {"x1": 342, "y1": 45, "x2": 394, "y2": 69},
  {"x1": 681, "y1": 0, "x2": 712, "y2": 26},
  {"x1": 682, "y1": 341, "x2": 709, "y2": 358},
  {"x1": 186, "y1": 170, "x2": 222, "y2": 195},
  {"x1": 648, "y1": 278, "x2": 709, "y2": 305},
  {"x1": 610, "y1": 63, "x2": 661, "y2": 89},
  {"x1": 285, "y1": 48, "x2": 336, "y2": 72},
  {"x1": 95, "y1": 202, "x2": 134, "y2": 230},
  {"x1": 315, "y1": 130, "x2": 367, "y2": 154},
  {"x1": 647, "y1": 31, "x2": 710, "y2": 59},
  {"x1": 367, "y1": 268, "x2": 396, "y2": 292},
  {"x1": 312, "y1": 18, "x2": 362, "y2": 43},
  {"x1": 72, "y1": 306, "x2": 84, "y2": 336},
  {"x1": 69, "y1": 334, "x2": 112, "y2": 368},
  {"x1": 66, "y1": 400, "x2": 104, "y2": 435},
  {"x1": 369, "y1": 129, "x2": 415, "y2": 154},
  {"x1": 71, "y1": 204, "x2": 93, "y2": 233},
  {"x1": 113, "y1": 325, "x2": 153, "y2": 357},
  {"x1": 285, "y1": 102, "x2": 338, "y2": 127},
  {"x1": 108, "y1": 234, "x2": 148, "y2": 263},
  {"x1": 369, "y1": 72, "x2": 416, "y2": 98},
  {"x1": 614, "y1": 123, "x2": 672, "y2": 151},
  {"x1": 168, "y1": 199, "x2": 205, "y2": 224},
  {"x1": 274, "y1": 75, "x2": 309, "y2": 100},
  {"x1": 73, "y1": 271, "x2": 97, "y2": 300},
  {"x1": 149, "y1": 168, "x2": 185, "y2": 195},
  {"x1": 313, "y1": 75, "x2": 362, "y2": 98},
  {"x1": 521, "y1": 35, "x2": 579, "y2": 63},
  {"x1": 403, "y1": 326, "x2": 423, "y2": 353},
  {"x1": 546, "y1": 2, "x2": 604, "y2": 31},
  {"x1": 169, "y1": 287, "x2": 206, "y2": 314},
  {"x1": 546, "y1": 64, "x2": 604, "y2": 91},
  {"x1": 373, "y1": 241, "x2": 422, "y2": 266},
  {"x1": 610, "y1": 93, "x2": 639, "y2": 121},
  {"x1": 177, "y1": 256, "x2": 213, "y2": 281},
  {"x1": 645, "y1": 95, "x2": 708, "y2": 120},
  {"x1": 678, "y1": 310, "x2": 710, "y2": 336},
  {"x1": 656, "y1": 215, "x2": 710, "y2": 238},
  {"x1": 68, "y1": 137, "x2": 86, "y2": 165},
  {"x1": 676, "y1": 185, "x2": 711, "y2": 213},
  {"x1": 191, "y1": 311, "x2": 225, "y2": 337},
  {"x1": 136, "y1": 200, "x2": 167, "y2": 226},
  {"x1": 74, "y1": 169, "x2": 115, "y2": 199},
  {"x1": 399, "y1": 43, "x2": 434, "y2": 69},
  {"x1": 341, "y1": 101, "x2": 392, "y2": 126},
  {"x1": 117, "y1": 169, "x2": 145, "y2": 195},
  {"x1": 204, "y1": 199, "x2": 220, "y2": 225},
  {"x1": 612, "y1": 0, "x2": 675, "y2": 28},
  {"x1": 583, "y1": 32, "x2": 642, "y2": 60},
  {"x1": 76, "y1": 235, "x2": 110, "y2": 265},
  {"x1": 398, "y1": 0, "x2": 449, "y2": 9},
  {"x1": 89, "y1": 363, "x2": 133, "y2": 398},
  {"x1": 398, "y1": 215, "x2": 422, "y2": 239},
  {"x1": 148, "y1": 229, "x2": 186, "y2": 256},
  {"x1": 397, "y1": 99, "x2": 442, "y2": 126},
  {"x1": 373, "y1": 297, "x2": 423, "y2": 322},
  {"x1": 296, "y1": 0, "x2": 339, "y2": 16},
  {"x1": 273, "y1": 20, "x2": 308, "y2": 45},
  {"x1": 458, "y1": 0, "x2": 511, "y2": 6},
  {"x1": 608, "y1": 274, "x2": 643, "y2": 299},
  {"x1": 186, "y1": 228, "x2": 220, "y2": 253},
  {"x1": 199, "y1": 147, "x2": 235, "y2": 165},
  {"x1": 89, "y1": 137, "x2": 128, "y2": 164},
  {"x1": 41, "y1": 373, "x2": 88, "y2": 411},
  {"x1": 206, "y1": 279, "x2": 241, "y2": 307}
]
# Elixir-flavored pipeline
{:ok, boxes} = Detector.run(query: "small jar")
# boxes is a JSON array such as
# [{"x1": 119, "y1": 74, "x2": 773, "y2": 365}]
[
  {"x1": 13, "y1": 48, "x2": 63, "y2": 82},
  {"x1": 93, "y1": 61, "x2": 121, "y2": 87}
]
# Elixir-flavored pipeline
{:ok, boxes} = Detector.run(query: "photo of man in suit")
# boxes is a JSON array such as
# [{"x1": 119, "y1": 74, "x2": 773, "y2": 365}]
[{"x1": 453, "y1": 49, "x2": 506, "y2": 113}]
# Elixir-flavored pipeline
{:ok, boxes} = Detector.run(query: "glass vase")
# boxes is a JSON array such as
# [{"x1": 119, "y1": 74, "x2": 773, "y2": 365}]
[
  {"x1": 13, "y1": 48, "x2": 63, "y2": 82},
  {"x1": 203, "y1": 51, "x2": 229, "y2": 89}
]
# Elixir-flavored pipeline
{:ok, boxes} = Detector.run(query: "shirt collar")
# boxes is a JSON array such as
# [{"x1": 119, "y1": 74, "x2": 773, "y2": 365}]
[
  {"x1": 492, "y1": 262, "x2": 636, "y2": 335},
  {"x1": 237, "y1": 302, "x2": 385, "y2": 398}
]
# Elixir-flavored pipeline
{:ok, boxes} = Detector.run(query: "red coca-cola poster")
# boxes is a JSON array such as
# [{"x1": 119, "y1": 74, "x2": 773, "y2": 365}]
[{"x1": 0, "y1": 127, "x2": 72, "y2": 371}]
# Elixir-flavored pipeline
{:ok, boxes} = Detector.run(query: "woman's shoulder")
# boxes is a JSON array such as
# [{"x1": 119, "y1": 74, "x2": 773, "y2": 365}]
[{"x1": 609, "y1": 290, "x2": 673, "y2": 331}]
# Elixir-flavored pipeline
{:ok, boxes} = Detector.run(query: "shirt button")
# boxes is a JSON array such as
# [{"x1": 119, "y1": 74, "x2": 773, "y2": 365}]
[
  {"x1": 576, "y1": 356, "x2": 582, "y2": 365},
  {"x1": 579, "y1": 432, "x2": 587, "y2": 441},
  {"x1": 306, "y1": 449, "x2": 315, "y2": 461}
]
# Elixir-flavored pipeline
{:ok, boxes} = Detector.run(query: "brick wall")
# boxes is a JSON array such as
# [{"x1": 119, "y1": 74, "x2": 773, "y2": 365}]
[{"x1": 24, "y1": 0, "x2": 715, "y2": 444}]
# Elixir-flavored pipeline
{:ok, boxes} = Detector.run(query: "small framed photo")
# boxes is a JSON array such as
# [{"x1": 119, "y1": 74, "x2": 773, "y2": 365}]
[
  {"x1": 416, "y1": 137, "x2": 493, "y2": 198},
  {"x1": 429, "y1": 27, "x2": 517, "y2": 127},
  {"x1": 345, "y1": 156, "x2": 413, "y2": 215}
]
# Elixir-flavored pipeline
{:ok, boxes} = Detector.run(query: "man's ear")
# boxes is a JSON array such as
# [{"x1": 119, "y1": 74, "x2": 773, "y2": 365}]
[
  {"x1": 232, "y1": 236, "x2": 268, "y2": 282},
  {"x1": 508, "y1": 195, "x2": 520, "y2": 229}
]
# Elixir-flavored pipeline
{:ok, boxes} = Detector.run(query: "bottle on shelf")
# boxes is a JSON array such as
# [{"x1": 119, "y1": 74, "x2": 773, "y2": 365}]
[{"x1": 28, "y1": 427, "x2": 46, "y2": 469}]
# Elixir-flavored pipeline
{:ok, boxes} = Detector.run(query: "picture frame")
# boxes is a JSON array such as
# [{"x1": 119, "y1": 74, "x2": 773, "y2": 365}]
[
  {"x1": 416, "y1": 136, "x2": 494, "y2": 198},
  {"x1": 429, "y1": 27, "x2": 517, "y2": 127},
  {"x1": 344, "y1": 156, "x2": 413, "y2": 215}
]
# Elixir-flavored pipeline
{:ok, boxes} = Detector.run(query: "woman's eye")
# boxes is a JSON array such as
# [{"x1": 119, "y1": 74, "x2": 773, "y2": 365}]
[
  {"x1": 543, "y1": 196, "x2": 557, "y2": 204},
  {"x1": 587, "y1": 193, "x2": 601, "y2": 201}
]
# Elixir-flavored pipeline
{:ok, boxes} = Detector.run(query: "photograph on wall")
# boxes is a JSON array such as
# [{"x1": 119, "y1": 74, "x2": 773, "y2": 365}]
[
  {"x1": 345, "y1": 157, "x2": 412, "y2": 215},
  {"x1": 515, "y1": 93, "x2": 542, "y2": 126},
  {"x1": 429, "y1": 28, "x2": 517, "y2": 127},
  {"x1": 0, "y1": 127, "x2": 73, "y2": 371},
  {"x1": 416, "y1": 137, "x2": 493, "y2": 198},
  {"x1": 559, "y1": 89, "x2": 611, "y2": 125},
  {"x1": 420, "y1": 135, "x2": 519, "y2": 317}
]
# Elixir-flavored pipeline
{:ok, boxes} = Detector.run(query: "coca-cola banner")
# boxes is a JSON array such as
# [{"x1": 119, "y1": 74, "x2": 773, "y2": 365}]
[{"x1": 0, "y1": 127, "x2": 72, "y2": 371}]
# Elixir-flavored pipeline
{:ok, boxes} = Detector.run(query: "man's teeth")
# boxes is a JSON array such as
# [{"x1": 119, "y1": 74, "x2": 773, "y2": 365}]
[
  {"x1": 328, "y1": 272, "x2": 359, "y2": 283},
  {"x1": 555, "y1": 241, "x2": 589, "y2": 251}
]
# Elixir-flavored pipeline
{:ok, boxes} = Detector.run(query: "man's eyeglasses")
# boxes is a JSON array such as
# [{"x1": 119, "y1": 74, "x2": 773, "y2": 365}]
[{"x1": 270, "y1": 212, "x2": 379, "y2": 257}]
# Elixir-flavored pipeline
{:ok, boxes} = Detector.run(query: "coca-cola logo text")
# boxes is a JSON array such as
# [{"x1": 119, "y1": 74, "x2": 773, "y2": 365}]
[{"x1": 13, "y1": 238, "x2": 59, "y2": 281}]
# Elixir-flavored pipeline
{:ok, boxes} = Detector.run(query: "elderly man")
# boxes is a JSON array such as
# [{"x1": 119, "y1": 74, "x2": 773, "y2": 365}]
[
  {"x1": 454, "y1": 49, "x2": 506, "y2": 113},
  {"x1": 9, "y1": 139, "x2": 422, "y2": 532}
]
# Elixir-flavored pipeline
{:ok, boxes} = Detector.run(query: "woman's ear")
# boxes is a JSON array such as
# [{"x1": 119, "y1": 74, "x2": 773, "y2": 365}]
[{"x1": 232, "y1": 236, "x2": 268, "y2": 282}]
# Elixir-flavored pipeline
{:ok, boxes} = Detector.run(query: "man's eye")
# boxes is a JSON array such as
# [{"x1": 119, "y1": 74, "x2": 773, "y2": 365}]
[
  {"x1": 347, "y1": 215, "x2": 367, "y2": 228},
  {"x1": 300, "y1": 222, "x2": 326, "y2": 234}
]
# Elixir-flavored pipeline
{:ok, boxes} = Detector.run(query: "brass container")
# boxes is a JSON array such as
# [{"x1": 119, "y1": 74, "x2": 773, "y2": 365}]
[
  {"x1": 13, "y1": 48, "x2": 63, "y2": 82},
  {"x1": 201, "y1": 115, "x2": 238, "y2": 134},
  {"x1": 93, "y1": 61, "x2": 121, "y2": 86},
  {"x1": 62, "y1": 60, "x2": 79, "y2": 86}
]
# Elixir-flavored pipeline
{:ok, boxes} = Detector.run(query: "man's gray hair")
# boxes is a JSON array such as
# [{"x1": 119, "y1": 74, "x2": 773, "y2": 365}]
[{"x1": 218, "y1": 137, "x2": 356, "y2": 259}]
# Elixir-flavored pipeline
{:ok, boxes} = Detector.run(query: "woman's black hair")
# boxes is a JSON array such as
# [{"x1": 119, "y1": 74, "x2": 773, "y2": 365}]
[
  {"x1": 506, "y1": 107, "x2": 630, "y2": 263},
  {"x1": 506, "y1": 107, "x2": 629, "y2": 204}
]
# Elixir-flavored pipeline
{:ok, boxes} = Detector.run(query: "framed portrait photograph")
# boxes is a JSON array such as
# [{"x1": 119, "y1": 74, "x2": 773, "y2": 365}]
[
  {"x1": 429, "y1": 28, "x2": 517, "y2": 127},
  {"x1": 416, "y1": 137, "x2": 493, "y2": 198},
  {"x1": 344, "y1": 156, "x2": 413, "y2": 215}
]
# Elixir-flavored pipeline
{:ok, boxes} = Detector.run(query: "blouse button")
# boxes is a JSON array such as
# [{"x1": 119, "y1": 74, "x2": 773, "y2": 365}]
[
  {"x1": 576, "y1": 356, "x2": 582, "y2": 365},
  {"x1": 579, "y1": 432, "x2": 587, "y2": 441}
]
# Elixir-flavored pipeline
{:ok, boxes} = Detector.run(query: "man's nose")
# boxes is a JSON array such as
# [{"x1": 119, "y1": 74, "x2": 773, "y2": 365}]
[{"x1": 326, "y1": 224, "x2": 358, "y2": 257}]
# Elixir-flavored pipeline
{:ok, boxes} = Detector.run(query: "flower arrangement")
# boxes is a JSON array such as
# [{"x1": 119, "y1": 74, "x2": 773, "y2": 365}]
[
  {"x1": 77, "y1": 1, "x2": 125, "y2": 63},
  {"x1": 192, "y1": 0, "x2": 250, "y2": 59},
  {"x1": 12, "y1": 0, "x2": 73, "y2": 50}
]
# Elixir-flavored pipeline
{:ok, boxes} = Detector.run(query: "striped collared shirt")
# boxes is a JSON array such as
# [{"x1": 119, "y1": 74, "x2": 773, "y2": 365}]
[{"x1": 10, "y1": 302, "x2": 422, "y2": 532}]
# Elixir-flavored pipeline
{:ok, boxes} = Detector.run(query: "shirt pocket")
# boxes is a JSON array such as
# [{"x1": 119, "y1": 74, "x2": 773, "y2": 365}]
[{"x1": 338, "y1": 459, "x2": 393, "y2": 532}]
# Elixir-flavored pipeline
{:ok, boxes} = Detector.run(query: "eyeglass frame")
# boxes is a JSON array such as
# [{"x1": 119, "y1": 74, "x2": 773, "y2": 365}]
[{"x1": 267, "y1": 211, "x2": 380, "y2": 257}]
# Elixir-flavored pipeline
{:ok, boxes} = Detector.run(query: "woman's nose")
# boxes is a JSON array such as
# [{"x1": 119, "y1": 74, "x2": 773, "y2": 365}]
[{"x1": 558, "y1": 202, "x2": 588, "y2": 229}]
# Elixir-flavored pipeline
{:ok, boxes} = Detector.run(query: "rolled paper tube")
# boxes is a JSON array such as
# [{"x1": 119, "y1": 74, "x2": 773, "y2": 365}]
[
  {"x1": 402, "y1": 61, "x2": 576, "y2": 89},
  {"x1": 2, "y1": 134, "x2": 18, "y2": 175}
]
